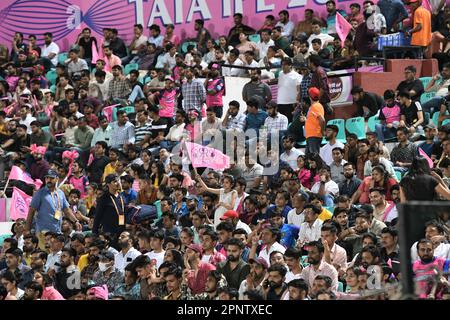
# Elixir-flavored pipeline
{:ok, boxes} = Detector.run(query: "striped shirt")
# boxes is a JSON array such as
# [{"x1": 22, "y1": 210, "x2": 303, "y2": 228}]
[
  {"x1": 110, "y1": 121, "x2": 135, "y2": 150},
  {"x1": 134, "y1": 122, "x2": 152, "y2": 144}
]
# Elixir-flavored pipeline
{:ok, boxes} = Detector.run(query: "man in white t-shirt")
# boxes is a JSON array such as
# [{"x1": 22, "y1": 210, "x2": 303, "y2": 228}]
[
  {"x1": 222, "y1": 48, "x2": 245, "y2": 77},
  {"x1": 41, "y1": 32, "x2": 60, "y2": 69},
  {"x1": 320, "y1": 125, "x2": 345, "y2": 166},
  {"x1": 257, "y1": 29, "x2": 275, "y2": 60},
  {"x1": 310, "y1": 167, "x2": 339, "y2": 208},
  {"x1": 114, "y1": 231, "x2": 141, "y2": 272},
  {"x1": 307, "y1": 20, "x2": 334, "y2": 49},
  {"x1": 280, "y1": 135, "x2": 304, "y2": 171},
  {"x1": 277, "y1": 57, "x2": 302, "y2": 123},
  {"x1": 284, "y1": 247, "x2": 303, "y2": 283},
  {"x1": 287, "y1": 193, "x2": 307, "y2": 228},
  {"x1": 145, "y1": 230, "x2": 166, "y2": 269},
  {"x1": 256, "y1": 225, "x2": 286, "y2": 266}
]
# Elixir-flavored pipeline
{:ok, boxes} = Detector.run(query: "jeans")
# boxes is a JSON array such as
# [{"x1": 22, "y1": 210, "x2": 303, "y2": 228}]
[
  {"x1": 121, "y1": 54, "x2": 136, "y2": 65},
  {"x1": 321, "y1": 194, "x2": 335, "y2": 207},
  {"x1": 375, "y1": 123, "x2": 397, "y2": 142},
  {"x1": 128, "y1": 86, "x2": 145, "y2": 104},
  {"x1": 306, "y1": 137, "x2": 322, "y2": 155},
  {"x1": 393, "y1": 167, "x2": 408, "y2": 175},
  {"x1": 159, "y1": 140, "x2": 179, "y2": 151},
  {"x1": 422, "y1": 96, "x2": 444, "y2": 114}
]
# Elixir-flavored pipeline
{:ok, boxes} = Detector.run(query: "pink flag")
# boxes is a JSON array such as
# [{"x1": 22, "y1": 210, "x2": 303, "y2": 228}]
[
  {"x1": 185, "y1": 142, "x2": 230, "y2": 170},
  {"x1": 92, "y1": 41, "x2": 100, "y2": 64},
  {"x1": 88, "y1": 153, "x2": 94, "y2": 167},
  {"x1": 9, "y1": 166, "x2": 37, "y2": 186},
  {"x1": 335, "y1": 12, "x2": 352, "y2": 47},
  {"x1": 10, "y1": 187, "x2": 32, "y2": 220},
  {"x1": 103, "y1": 104, "x2": 119, "y2": 122},
  {"x1": 422, "y1": 0, "x2": 432, "y2": 12},
  {"x1": 419, "y1": 147, "x2": 433, "y2": 168}
]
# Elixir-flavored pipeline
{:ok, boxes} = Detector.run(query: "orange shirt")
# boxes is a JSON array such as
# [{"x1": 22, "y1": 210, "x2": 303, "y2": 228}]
[
  {"x1": 305, "y1": 102, "x2": 324, "y2": 139},
  {"x1": 411, "y1": 7, "x2": 431, "y2": 47}
]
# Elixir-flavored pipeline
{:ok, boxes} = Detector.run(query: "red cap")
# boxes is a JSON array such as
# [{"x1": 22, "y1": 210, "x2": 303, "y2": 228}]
[
  {"x1": 186, "y1": 244, "x2": 203, "y2": 255},
  {"x1": 308, "y1": 87, "x2": 320, "y2": 100},
  {"x1": 220, "y1": 210, "x2": 239, "y2": 220}
]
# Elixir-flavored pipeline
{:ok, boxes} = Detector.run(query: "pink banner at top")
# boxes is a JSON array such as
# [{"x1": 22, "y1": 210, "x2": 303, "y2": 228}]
[{"x1": 0, "y1": 0, "x2": 367, "y2": 51}]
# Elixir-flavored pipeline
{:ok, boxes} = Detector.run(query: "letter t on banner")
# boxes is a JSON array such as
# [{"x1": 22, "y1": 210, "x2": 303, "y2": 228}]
[{"x1": 335, "y1": 12, "x2": 352, "y2": 48}]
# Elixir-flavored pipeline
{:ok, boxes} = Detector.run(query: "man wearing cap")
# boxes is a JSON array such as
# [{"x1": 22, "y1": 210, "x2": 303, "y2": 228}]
[
  {"x1": 26, "y1": 169, "x2": 80, "y2": 249},
  {"x1": 302, "y1": 87, "x2": 325, "y2": 155},
  {"x1": 220, "y1": 210, "x2": 251, "y2": 234},
  {"x1": 238, "y1": 256, "x2": 268, "y2": 299},
  {"x1": 184, "y1": 243, "x2": 216, "y2": 294},
  {"x1": 92, "y1": 250, "x2": 124, "y2": 294},
  {"x1": 93, "y1": 174, "x2": 127, "y2": 237}
]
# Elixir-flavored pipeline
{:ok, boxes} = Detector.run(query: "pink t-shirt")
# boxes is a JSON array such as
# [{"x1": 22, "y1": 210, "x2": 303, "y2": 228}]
[
  {"x1": 413, "y1": 257, "x2": 446, "y2": 299},
  {"x1": 159, "y1": 88, "x2": 177, "y2": 118},
  {"x1": 69, "y1": 175, "x2": 89, "y2": 198},
  {"x1": 41, "y1": 286, "x2": 65, "y2": 300},
  {"x1": 380, "y1": 104, "x2": 401, "y2": 124},
  {"x1": 206, "y1": 78, "x2": 224, "y2": 107}
]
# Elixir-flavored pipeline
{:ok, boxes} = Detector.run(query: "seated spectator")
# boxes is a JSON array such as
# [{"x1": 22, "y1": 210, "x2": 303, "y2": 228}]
[
  {"x1": 375, "y1": 90, "x2": 402, "y2": 142},
  {"x1": 351, "y1": 165, "x2": 398, "y2": 204},
  {"x1": 339, "y1": 163, "x2": 362, "y2": 198}
]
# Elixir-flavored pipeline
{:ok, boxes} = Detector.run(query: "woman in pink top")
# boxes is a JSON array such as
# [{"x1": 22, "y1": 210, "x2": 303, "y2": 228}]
[
  {"x1": 296, "y1": 155, "x2": 313, "y2": 189},
  {"x1": 34, "y1": 272, "x2": 65, "y2": 300}
]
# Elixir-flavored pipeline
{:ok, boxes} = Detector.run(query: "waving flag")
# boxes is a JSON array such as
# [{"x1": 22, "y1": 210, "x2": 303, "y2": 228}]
[
  {"x1": 419, "y1": 147, "x2": 433, "y2": 168},
  {"x1": 10, "y1": 187, "x2": 32, "y2": 220},
  {"x1": 185, "y1": 142, "x2": 230, "y2": 170},
  {"x1": 335, "y1": 12, "x2": 352, "y2": 47},
  {"x1": 9, "y1": 165, "x2": 42, "y2": 188}
]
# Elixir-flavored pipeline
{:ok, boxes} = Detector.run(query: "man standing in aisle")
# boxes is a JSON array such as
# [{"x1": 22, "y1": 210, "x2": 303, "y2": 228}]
[
  {"x1": 25, "y1": 170, "x2": 81, "y2": 250},
  {"x1": 277, "y1": 58, "x2": 302, "y2": 123}
]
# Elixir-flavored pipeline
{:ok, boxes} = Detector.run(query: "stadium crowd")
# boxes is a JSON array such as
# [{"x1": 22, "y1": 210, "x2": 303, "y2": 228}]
[{"x1": 1, "y1": 0, "x2": 450, "y2": 301}]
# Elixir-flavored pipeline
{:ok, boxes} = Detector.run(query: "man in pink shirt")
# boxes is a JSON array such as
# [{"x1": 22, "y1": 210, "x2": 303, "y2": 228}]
[
  {"x1": 103, "y1": 45, "x2": 121, "y2": 73},
  {"x1": 413, "y1": 239, "x2": 447, "y2": 299},
  {"x1": 184, "y1": 244, "x2": 216, "y2": 295}
]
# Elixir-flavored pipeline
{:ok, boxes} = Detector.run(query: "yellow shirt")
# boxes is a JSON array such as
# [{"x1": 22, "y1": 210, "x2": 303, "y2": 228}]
[
  {"x1": 77, "y1": 253, "x2": 89, "y2": 272},
  {"x1": 102, "y1": 162, "x2": 118, "y2": 182},
  {"x1": 318, "y1": 208, "x2": 333, "y2": 222}
]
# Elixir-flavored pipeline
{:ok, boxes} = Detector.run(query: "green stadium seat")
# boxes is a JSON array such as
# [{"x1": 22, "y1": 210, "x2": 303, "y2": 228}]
[
  {"x1": 420, "y1": 91, "x2": 436, "y2": 105},
  {"x1": 58, "y1": 52, "x2": 68, "y2": 65},
  {"x1": 249, "y1": 34, "x2": 261, "y2": 43},
  {"x1": 46, "y1": 70, "x2": 57, "y2": 86},
  {"x1": 0, "y1": 234, "x2": 12, "y2": 246},
  {"x1": 41, "y1": 126, "x2": 50, "y2": 133},
  {"x1": 442, "y1": 119, "x2": 450, "y2": 126},
  {"x1": 395, "y1": 170, "x2": 403, "y2": 181},
  {"x1": 338, "y1": 281, "x2": 344, "y2": 292},
  {"x1": 50, "y1": 84, "x2": 56, "y2": 94},
  {"x1": 345, "y1": 117, "x2": 365, "y2": 139},
  {"x1": 181, "y1": 41, "x2": 198, "y2": 54},
  {"x1": 329, "y1": 119, "x2": 346, "y2": 143},
  {"x1": 367, "y1": 114, "x2": 381, "y2": 132},
  {"x1": 124, "y1": 63, "x2": 139, "y2": 75},
  {"x1": 432, "y1": 111, "x2": 449, "y2": 126}
]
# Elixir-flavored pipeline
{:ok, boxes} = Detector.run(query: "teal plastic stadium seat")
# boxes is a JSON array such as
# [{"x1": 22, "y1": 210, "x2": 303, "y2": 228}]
[
  {"x1": 395, "y1": 170, "x2": 402, "y2": 181},
  {"x1": 420, "y1": 91, "x2": 436, "y2": 105},
  {"x1": 367, "y1": 115, "x2": 381, "y2": 132},
  {"x1": 327, "y1": 119, "x2": 346, "y2": 143},
  {"x1": 125, "y1": 63, "x2": 139, "y2": 75},
  {"x1": 432, "y1": 111, "x2": 449, "y2": 126},
  {"x1": 181, "y1": 41, "x2": 198, "y2": 54},
  {"x1": 50, "y1": 84, "x2": 56, "y2": 94},
  {"x1": 419, "y1": 77, "x2": 433, "y2": 88},
  {"x1": 345, "y1": 117, "x2": 366, "y2": 139},
  {"x1": 338, "y1": 281, "x2": 344, "y2": 292},
  {"x1": 249, "y1": 34, "x2": 261, "y2": 43},
  {"x1": 42, "y1": 126, "x2": 50, "y2": 133},
  {"x1": 46, "y1": 70, "x2": 57, "y2": 86},
  {"x1": 58, "y1": 52, "x2": 68, "y2": 65},
  {"x1": 442, "y1": 119, "x2": 450, "y2": 126},
  {"x1": 0, "y1": 234, "x2": 12, "y2": 246}
]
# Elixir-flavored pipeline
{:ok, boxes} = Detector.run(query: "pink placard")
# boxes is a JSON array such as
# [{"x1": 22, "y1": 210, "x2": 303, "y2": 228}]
[{"x1": 0, "y1": 198, "x2": 6, "y2": 222}]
